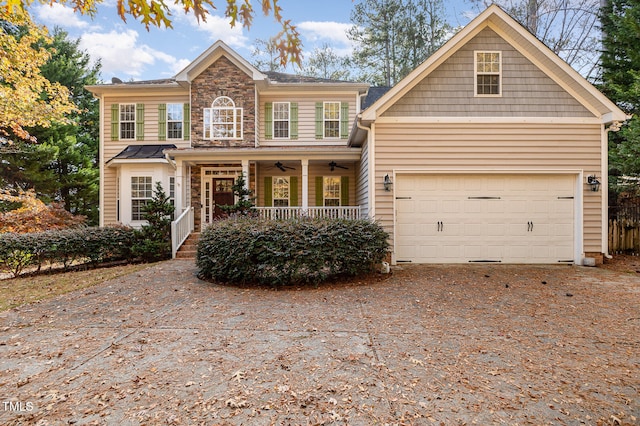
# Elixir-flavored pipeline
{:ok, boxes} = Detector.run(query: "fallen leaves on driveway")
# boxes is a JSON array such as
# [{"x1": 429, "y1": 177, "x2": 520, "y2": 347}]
[{"x1": 0, "y1": 256, "x2": 638, "y2": 425}]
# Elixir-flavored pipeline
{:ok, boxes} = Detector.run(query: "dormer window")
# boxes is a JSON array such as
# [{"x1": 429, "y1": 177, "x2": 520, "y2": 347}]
[
  {"x1": 203, "y1": 96, "x2": 243, "y2": 139},
  {"x1": 475, "y1": 51, "x2": 501, "y2": 96}
]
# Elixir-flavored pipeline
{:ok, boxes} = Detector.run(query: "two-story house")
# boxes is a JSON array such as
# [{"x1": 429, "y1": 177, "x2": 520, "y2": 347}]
[{"x1": 87, "y1": 5, "x2": 628, "y2": 265}]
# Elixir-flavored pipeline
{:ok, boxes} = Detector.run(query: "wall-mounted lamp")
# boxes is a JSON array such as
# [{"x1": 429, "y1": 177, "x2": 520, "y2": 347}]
[
  {"x1": 587, "y1": 175, "x2": 601, "y2": 192},
  {"x1": 383, "y1": 174, "x2": 393, "y2": 191}
]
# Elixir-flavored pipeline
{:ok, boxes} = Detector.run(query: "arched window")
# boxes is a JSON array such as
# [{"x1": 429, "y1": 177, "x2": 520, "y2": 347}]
[{"x1": 203, "y1": 96, "x2": 243, "y2": 140}]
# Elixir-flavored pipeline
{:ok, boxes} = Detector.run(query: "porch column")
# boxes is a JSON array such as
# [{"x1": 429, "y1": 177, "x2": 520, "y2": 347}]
[
  {"x1": 301, "y1": 159, "x2": 309, "y2": 210},
  {"x1": 175, "y1": 159, "x2": 183, "y2": 215},
  {"x1": 241, "y1": 159, "x2": 250, "y2": 190}
]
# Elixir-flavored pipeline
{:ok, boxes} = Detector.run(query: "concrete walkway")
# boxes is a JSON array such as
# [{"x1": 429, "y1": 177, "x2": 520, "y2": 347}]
[{"x1": 0, "y1": 260, "x2": 638, "y2": 425}]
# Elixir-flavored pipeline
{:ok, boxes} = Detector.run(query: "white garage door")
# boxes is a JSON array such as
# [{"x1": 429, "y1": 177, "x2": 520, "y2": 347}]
[{"x1": 395, "y1": 174, "x2": 575, "y2": 263}]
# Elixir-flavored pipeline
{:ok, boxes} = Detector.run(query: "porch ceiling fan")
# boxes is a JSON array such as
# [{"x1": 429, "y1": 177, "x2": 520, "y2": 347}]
[
  {"x1": 328, "y1": 161, "x2": 348, "y2": 171},
  {"x1": 274, "y1": 161, "x2": 296, "y2": 172}
]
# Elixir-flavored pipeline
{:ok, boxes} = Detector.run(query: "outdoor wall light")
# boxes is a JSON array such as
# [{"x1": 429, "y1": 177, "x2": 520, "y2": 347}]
[
  {"x1": 587, "y1": 175, "x2": 601, "y2": 192},
  {"x1": 383, "y1": 174, "x2": 393, "y2": 191}
]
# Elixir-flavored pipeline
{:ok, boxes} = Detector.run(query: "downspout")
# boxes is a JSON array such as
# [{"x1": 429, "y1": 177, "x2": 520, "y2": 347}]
[{"x1": 165, "y1": 152, "x2": 177, "y2": 170}]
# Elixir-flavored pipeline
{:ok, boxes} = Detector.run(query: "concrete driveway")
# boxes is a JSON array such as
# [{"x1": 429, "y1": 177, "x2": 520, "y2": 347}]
[{"x1": 0, "y1": 260, "x2": 638, "y2": 425}]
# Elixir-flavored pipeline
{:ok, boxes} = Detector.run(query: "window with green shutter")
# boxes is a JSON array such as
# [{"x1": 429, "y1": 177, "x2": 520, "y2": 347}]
[
  {"x1": 340, "y1": 102, "x2": 349, "y2": 139},
  {"x1": 265, "y1": 102, "x2": 273, "y2": 139},
  {"x1": 315, "y1": 102, "x2": 323, "y2": 139},
  {"x1": 290, "y1": 176, "x2": 298, "y2": 206},
  {"x1": 158, "y1": 104, "x2": 167, "y2": 141},
  {"x1": 183, "y1": 103, "x2": 190, "y2": 140},
  {"x1": 340, "y1": 176, "x2": 349, "y2": 205},
  {"x1": 136, "y1": 103, "x2": 144, "y2": 141},
  {"x1": 264, "y1": 177, "x2": 273, "y2": 207},
  {"x1": 290, "y1": 102, "x2": 298, "y2": 139},
  {"x1": 110, "y1": 104, "x2": 119, "y2": 141}
]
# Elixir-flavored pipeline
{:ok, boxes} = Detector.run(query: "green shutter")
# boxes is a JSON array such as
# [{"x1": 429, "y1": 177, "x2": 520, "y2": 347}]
[
  {"x1": 265, "y1": 102, "x2": 273, "y2": 139},
  {"x1": 340, "y1": 176, "x2": 349, "y2": 206},
  {"x1": 340, "y1": 102, "x2": 349, "y2": 139},
  {"x1": 290, "y1": 102, "x2": 298, "y2": 139},
  {"x1": 136, "y1": 103, "x2": 144, "y2": 141},
  {"x1": 110, "y1": 104, "x2": 119, "y2": 141},
  {"x1": 183, "y1": 103, "x2": 190, "y2": 140},
  {"x1": 290, "y1": 176, "x2": 298, "y2": 207},
  {"x1": 315, "y1": 176, "x2": 323, "y2": 206},
  {"x1": 264, "y1": 177, "x2": 273, "y2": 207},
  {"x1": 315, "y1": 102, "x2": 323, "y2": 139},
  {"x1": 158, "y1": 104, "x2": 166, "y2": 141}
]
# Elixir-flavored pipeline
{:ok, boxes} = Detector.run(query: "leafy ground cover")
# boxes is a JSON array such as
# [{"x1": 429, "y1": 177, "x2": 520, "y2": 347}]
[{"x1": 0, "y1": 263, "x2": 151, "y2": 311}]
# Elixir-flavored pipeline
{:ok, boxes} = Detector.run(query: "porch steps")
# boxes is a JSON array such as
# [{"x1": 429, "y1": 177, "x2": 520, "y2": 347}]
[{"x1": 176, "y1": 232, "x2": 200, "y2": 259}]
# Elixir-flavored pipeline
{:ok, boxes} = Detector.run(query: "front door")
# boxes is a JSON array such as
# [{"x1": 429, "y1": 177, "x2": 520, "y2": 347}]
[{"x1": 212, "y1": 178, "x2": 235, "y2": 219}]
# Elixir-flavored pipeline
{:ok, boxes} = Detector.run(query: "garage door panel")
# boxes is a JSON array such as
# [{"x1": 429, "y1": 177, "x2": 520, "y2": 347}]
[{"x1": 395, "y1": 174, "x2": 575, "y2": 264}]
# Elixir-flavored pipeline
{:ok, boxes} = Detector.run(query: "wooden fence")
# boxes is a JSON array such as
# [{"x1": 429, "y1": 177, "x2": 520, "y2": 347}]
[{"x1": 609, "y1": 196, "x2": 640, "y2": 255}]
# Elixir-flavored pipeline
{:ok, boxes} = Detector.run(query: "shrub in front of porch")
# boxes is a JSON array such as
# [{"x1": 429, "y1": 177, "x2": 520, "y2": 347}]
[{"x1": 196, "y1": 217, "x2": 389, "y2": 286}]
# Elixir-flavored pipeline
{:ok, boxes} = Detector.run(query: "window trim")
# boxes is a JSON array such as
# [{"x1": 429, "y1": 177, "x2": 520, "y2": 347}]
[
  {"x1": 323, "y1": 176, "x2": 341, "y2": 207},
  {"x1": 203, "y1": 96, "x2": 243, "y2": 140},
  {"x1": 272, "y1": 176, "x2": 290, "y2": 207},
  {"x1": 119, "y1": 103, "x2": 136, "y2": 140},
  {"x1": 131, "y1": 176, "x2": 153, "y2": 221},
  {"x1": 166, "y1": 103, "x2": 183, "y2": 140},
  {"x1": 474, "y1": 50, "x2": 502, "y2": 97},
  {"x1": 323, "y1": 101, "x2": 341, "y2": 139},
  {"x1": 273, "y1": 102, "x2": 290, "y2": 139}
]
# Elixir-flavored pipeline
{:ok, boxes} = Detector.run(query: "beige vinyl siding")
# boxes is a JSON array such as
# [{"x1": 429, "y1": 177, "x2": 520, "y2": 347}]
[
  {"x1": 256, "y1": 162, "x2": 357, "y2": 207},
  {"x1": 103, "y1": 169, "x2": 118, "y2": 225},
  {"x1": 258, "y1": 94, "x2": 356, "y2": 144},
  {"x1": 384, "y1": 28, "x2": 593, "y2": 118},
  {"x1": 373, "y1": 122, "x2": 602, "y2": 253},
  {"x1": 102, "y1": 95, "x2": 189, "y2": 225},
  {"x1": 356, "y1": 139, "x2": 370, "y2": 216}
]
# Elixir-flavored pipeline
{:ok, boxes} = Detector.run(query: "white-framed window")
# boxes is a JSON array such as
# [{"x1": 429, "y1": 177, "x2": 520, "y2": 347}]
[
  {"x1": 273, "y1": 177, "x2": 290, "y2": 207},
  {"x1": 323, "y1": 176, "x2": 341, "y2": 206},
  {"x1": 203, "y1": 96, "x2": 243, "y2": 140},
  {"x1": 273, "y1": 102, "x2": 290, "y2": 139},
  {"x1": 167, "y1": 103, "x2": 183, "y2": 139},
  {"x1": 120, "y1": 103, "x2": 136, "y2": 140},
  {"x1": 324, "y1": 102, "x2": 340, "y2": 138},
  {"x1": 169, "y1": 176, "x2": 175, "y2": 209},
  {"x1": 475, "y1": 51, "x2": 501, "y2": 96},
  {"x1": 131, "y1": 176, "x2": 153, "y2": 221}
]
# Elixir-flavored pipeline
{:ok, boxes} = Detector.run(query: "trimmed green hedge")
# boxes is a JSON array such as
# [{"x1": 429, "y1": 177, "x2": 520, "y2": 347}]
[
  {"x1": 0, "y1": 226, "x2": 137, "y2": 277},
  {"x1": 196, "y1": 217, "x2": 389, "y2": 286}
]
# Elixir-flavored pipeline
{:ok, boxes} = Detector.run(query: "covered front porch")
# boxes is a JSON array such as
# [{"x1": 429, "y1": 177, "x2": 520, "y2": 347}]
[{"x1": 166, "y1": 147, "x2": 364, "y2": 256}]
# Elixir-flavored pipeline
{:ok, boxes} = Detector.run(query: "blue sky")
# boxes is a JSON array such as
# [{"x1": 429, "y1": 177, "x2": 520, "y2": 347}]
[{"x1": 33, "y1": 0, "x2": 476, "y2": 82}]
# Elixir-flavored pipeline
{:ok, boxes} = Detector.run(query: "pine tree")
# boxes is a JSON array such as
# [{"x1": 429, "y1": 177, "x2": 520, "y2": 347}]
[{"x1": 600, "y1": 0, "x2": 640, "y2": 185}]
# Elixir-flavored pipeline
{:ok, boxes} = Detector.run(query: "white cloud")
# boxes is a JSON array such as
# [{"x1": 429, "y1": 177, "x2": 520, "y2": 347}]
[
  {"x1": 79, "y1": 29, "x2": 185, "y2": 79},
  {"x1": 34, "y1": 3, "x2": 90, "y2": 29},
  {"x1": 184, "y1": 14, "x2": 250, "y2": 50},
  {"x1": 297, "y1": 21, "x2": 354, "y2": 56}
]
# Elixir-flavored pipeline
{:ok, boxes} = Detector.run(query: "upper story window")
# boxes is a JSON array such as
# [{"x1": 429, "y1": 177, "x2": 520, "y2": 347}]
[
  {"x1": 167, "y1": 103, "x2": 183, "y2": 139},
  {"x1": 120, "y1": 104, "x2": 136, "y2": 140},
  {"x1": 204, "y1": 96, "x2": 243, "y2": 140},
  {"x1": 475, "y1": 51, "x2": 501, "y2": 96},
  {"x1": 273, "y1": 102, "x2": 290, "y2": 139},
  {"x1": 324, "y1": 102, "x2": 340, "y2": 138}
]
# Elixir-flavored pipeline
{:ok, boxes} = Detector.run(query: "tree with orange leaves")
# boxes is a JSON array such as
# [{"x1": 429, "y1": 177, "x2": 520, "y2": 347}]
[{"x1": 0, "y1": 189, "x2": 85, "y2": 233}]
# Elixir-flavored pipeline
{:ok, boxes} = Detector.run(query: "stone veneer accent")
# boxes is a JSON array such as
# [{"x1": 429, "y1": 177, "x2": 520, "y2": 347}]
[{"x1": 191, "y1": 56, "x2": 256, "y2": 148}]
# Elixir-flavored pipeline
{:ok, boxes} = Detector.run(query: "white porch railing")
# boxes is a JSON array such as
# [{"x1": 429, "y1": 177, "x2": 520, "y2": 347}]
[
  {"x1": 254, "y1": 206, "x2": 361, "y2": 220},
  {"x1": 171, "y1": 207, "x2": 194, "y2": 258}
]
